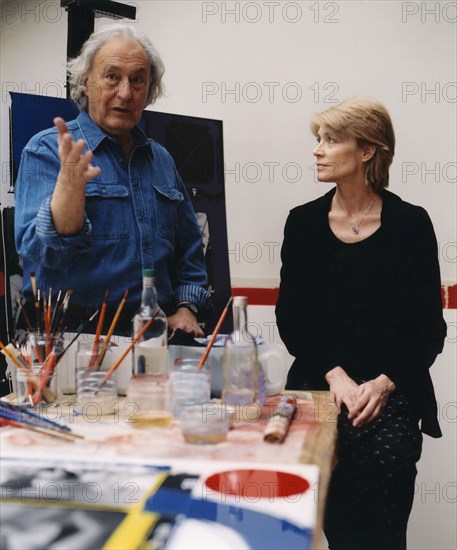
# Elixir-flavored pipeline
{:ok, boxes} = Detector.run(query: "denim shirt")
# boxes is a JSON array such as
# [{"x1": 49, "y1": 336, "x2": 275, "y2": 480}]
[{"x1": 14, "y1": 111, "x2": 211, "y2": 320}]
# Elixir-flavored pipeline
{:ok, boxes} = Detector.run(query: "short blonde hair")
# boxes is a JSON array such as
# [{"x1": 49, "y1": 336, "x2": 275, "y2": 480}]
[{"x1": 311, "y1": 98, "x2": 395, "y2": 191}]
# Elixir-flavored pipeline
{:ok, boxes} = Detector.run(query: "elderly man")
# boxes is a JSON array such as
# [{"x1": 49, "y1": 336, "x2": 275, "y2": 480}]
[{"x1": 14, "y1": 24, "x2": 211, "y2": 336}]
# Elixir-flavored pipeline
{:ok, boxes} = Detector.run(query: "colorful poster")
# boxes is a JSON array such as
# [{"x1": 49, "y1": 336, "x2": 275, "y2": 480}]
[{"x1": 0, "y1": 458, "x2": 319, "y2": 550}]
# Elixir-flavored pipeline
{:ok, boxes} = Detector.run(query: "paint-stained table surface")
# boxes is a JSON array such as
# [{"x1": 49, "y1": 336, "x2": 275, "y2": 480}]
[{"x1": 1, "y1": 391, "x2": 337, "y2": 549}]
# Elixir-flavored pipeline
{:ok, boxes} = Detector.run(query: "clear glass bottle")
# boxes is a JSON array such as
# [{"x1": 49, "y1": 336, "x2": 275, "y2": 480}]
[
  {"x1": 132, "y1": 268, "x2": 168, "y2": 374},
  {"x1": 222, "y1": 296, "x2": 264, "y2": 412}
]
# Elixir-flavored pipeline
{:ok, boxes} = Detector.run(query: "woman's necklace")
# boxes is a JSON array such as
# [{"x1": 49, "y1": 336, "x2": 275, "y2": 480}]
[{"x1": 335, "y1": 193, "x2": 377, "y2": 235}]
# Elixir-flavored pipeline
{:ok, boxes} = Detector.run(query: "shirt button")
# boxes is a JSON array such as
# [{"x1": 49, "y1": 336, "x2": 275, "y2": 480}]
[
  {"x1": 133, "y1": 184, "x2": 139, "y2": 191},
  {"x1": 143, "y1": 244, "x2": 149, "y2": 252},
  {"x1": 139, "y1": 214, "x2": 145, "y2": 222}
]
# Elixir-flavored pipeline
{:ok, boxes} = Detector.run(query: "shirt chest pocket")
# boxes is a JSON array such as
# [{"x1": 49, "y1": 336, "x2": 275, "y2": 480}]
[
  {"x1": 85, "y1": 183, "x2": 130, "y2": 240},
  {"x1": 153, "y1": 186, "x2": 184, "y2": 241}
]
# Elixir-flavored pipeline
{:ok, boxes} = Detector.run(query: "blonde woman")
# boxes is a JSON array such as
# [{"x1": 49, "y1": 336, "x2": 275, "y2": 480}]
[{"x1": 276, "y1": 98, "x2": 446, "y2": 549}]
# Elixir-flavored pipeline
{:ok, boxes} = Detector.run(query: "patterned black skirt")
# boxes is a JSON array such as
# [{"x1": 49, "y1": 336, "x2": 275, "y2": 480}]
[{"x1": 324, "y1": 392, "x2": 423, "y2": 550}]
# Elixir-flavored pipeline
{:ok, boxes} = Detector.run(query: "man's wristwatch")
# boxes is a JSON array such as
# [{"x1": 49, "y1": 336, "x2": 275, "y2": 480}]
[{"x1": 176, "y1": 301, "x2": 198, "y2": 317}]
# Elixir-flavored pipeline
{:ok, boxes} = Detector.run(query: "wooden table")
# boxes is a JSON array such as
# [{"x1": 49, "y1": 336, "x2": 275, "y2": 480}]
[
  {"x1": 1, "y1": 391, "x2": 337, "y2": 550},
  {"x1": 296, "y1": 391, "x2": 338, "y2": 546}
]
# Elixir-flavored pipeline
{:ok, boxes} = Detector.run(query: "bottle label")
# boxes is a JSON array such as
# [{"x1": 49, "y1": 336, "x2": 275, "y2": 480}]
[
  {"x1": 258, "y1": 367, "x2": 266, "y2": 406},
  {"x1": 143, "y1": 276, "x2": 154, "y2": 288}
]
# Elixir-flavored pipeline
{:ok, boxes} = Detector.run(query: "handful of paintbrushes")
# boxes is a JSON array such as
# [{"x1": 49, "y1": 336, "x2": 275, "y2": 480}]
[
  {"x1": 0, "y1": 401, "x2": 83, "y2": 441},
  {"x1": 0, "y1": 273, "x2": 130, "y2": 408},
  {"x1": 0, "y1": 279, "x2": 78, "y2": 406}
]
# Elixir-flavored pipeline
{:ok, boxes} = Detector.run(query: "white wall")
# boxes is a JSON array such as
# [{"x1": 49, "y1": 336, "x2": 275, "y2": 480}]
[
  {"x1": 0, "y1": 0, "x2": 67, "y2": 207},
  {"x1": 1, "y1": 1, "x2": 456, "y2": 286},
  {"x1": 408, "y1": 310, "x2": 457, "y2": 550},
  {"x1": 1, "y1": 1, "x2": 456, "y2": 548},
  {"x1": 144, "y1": 0, "x2": 457, "y2": 289}
]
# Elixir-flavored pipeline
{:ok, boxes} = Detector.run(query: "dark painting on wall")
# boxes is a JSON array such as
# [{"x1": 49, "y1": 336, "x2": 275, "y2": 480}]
[
  {"x1": 6, "y1": 93, "x2": 231, "y2": 342},
  {"x1": 142, "y1": 110, "x2": 232, "y2": 334},
  {"x1": 10, "y1": 92, "x2": 80, "y2": 185}
]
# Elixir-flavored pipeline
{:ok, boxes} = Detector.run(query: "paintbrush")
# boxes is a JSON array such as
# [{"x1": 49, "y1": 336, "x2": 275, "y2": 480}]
[
  {"x1": 88, "y1": 291, "x2": 109, "y2": 369},
  {"x1": 16, "y1": 298, "x2": 34, "y2": 333},
  {"x1": 31, "y1": 352, "x2": 57, "y2": 405},
  {"x1": 0, "y1": 342, "x2": 53, "y2": 404},
  {"x1": 19, "y1": 308, "x2": 98, "y2": 405},
  {"x1": 56, "y1": 309, "x2": 99, "y2": 366},
  {"x1": 53, "y1": 290, "x2": 73, "y2": 337},
  {"x1": 96, "y1": 315, "x2": 155, "y2": 392},
  {"x1": 93, "y1": 290, "x2": 128, "y2": 371},
  {"x1": 15, "y1": 299, "x2": 44, "y2": 363},
  {"x1": 0, "y1": 341, "x2": 37, "y2": 379},
  {"x1": 43, "y1": 289, "x2": 52, "y2": 357},
  {"x1": 0, "y1": 402, "x2": 84, "y2": 439},
  {"x1": 0, "y1": 418, "x2": 82, "y2": 442},
  {"x1": 30, "y1": 272, "x2": 38, "y2": 332},
  {"x1": 0, "y1": 402, "x2": 73, "y2": 434},
  {"x1": 197, "y1": 296, "x2": 232, "y2": 371},
  {"x1": 96, "y1": 290, "x2": 110, "y2": 341},
  {"x1": 50, "y1": 289, "x2": 62, "y2": 335},
  {"x1": 36, "y1": 288, "x2": 43, "y2": 335}
]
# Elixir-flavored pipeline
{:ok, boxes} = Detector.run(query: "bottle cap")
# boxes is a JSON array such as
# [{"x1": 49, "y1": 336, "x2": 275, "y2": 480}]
[
  {"x1": 142, "y1": 268, "x2": 155, "y2": 277},
  {"x1": 233, "y1": 296, "x2": 248, "y2": 307}
]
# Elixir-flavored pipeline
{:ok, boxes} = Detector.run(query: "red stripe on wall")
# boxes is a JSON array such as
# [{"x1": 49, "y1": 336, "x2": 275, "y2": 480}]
[
  {"x1": 447, "y1": 284, "x2": 457, "y2": 309},
  {"x1": 232, "y1": 288, "x2": 279, "y2": 306},
  {"x1": 232, "y1": 285, "x2": 457, "y2": 309}
]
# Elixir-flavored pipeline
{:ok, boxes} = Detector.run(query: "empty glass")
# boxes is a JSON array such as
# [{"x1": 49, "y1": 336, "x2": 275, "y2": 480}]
[
  {"x1": 169, "y1": 358, "x2": 211, "y2": 417},
  {"x1": 75, "y1": 341, "x2": 118, "y2": 416}
]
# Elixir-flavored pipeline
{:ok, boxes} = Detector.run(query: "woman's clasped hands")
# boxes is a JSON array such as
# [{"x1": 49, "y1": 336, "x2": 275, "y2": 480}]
[{"x1": 326, "y1": 366, "x2": 396, "y2": 427}]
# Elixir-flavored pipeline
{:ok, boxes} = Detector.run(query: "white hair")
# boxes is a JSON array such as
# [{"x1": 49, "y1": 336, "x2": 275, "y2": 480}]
[{"x1": 67, "y1": 24, "x2": 165, "y2": 110}]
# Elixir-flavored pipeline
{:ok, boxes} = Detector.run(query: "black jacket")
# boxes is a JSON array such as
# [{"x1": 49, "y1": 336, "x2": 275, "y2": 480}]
[{"x1": 276, "y1": 188, "x2": 447, "y2": 437}]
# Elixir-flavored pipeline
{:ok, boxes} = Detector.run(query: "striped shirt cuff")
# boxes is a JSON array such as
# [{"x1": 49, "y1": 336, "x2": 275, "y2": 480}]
[
  {"x1": 36, "y1": 196, "x2": 92, "y2": 243},
  {"x1": 176, "y1": 284, "x2": 212, "y2": 313}
]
